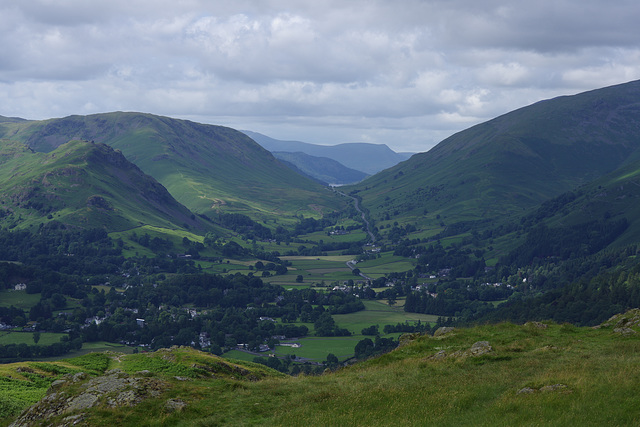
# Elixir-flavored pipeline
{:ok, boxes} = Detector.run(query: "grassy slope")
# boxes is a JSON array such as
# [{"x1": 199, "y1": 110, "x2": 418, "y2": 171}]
[
  {"x1": 533, "y1": 158, "x2": 640, "y2": 247},
  {"x1": 0, "y1": 112, "x2": 347, "y2": 222},
  {"x1": 0, "y1": 139, "x2": 203, "y2": 232},
  {"x1": 348, "y1": 80, "x2": 640, "y2": 237},
  {"x1": 4, "y1": 311, "x2": 640, "y2": 425}
]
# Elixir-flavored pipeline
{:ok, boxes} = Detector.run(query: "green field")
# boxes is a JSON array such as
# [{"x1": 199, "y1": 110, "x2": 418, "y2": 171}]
[
  {"x1": 0, "y1": 290, "x2": 40, "y2": 310},
  {"x1": 221, "y1": 349, "x2": 258, "y2": 363},
  {"x1": 299, "y1": 229, "x2": 367, "y2": 244},
  {"x1": 218, "y1": 298, "x2": 439, "y2": 363},
  {"x1": 272, "y1": 255, "x2": 357, "y2": 284},
  {"x1": 333, "y1": 300, "x2": 438, "y2": 334},
  {"x1": 354, "y1": 252, "x2": 416, "y2": 277},
  {"x1": 0, "y1": 332, "x2": 66, "y2": 346},
  {"x1": 34, "y1": 342, "x2": 136, "y2": 362},
  {"x1": 273, "y1": 336, "x2": 359, "y2": 361}
]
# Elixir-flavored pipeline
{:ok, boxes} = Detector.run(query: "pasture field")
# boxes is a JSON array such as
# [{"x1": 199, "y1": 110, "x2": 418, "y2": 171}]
[
  {"x1": 272, "y1": 255, "x2": 356, "y2": 284},
  {"x1": 333, "y1": 300, "x2": 438, "y2": 334},
  {"x1": 221, "y1": 350, "x2": 257, "y2": 363},
  {"x1": 244, "y1": 299, "x2": 441, "y2": 362},
  {"x1": 299, "y1": 229, "x2": 367, "y2": 244},
  {"x1": 273, "y1": 336, "x2": 359, "y2": 361},
  {"x1": 354, "y1": 253, "x2": 415, "y2": 276},
  {"x1": 36, "y1": 342, "x2": 135, "y2": 361},
  {"x1": 0, "y1": 290, "x2": 40, "y2": 310},
  {"x1": 0, "y1": 332, "x2": 67, "y2": 346},
  {"x1": 281, "y1": 255, "x2": 354, "y2": 265}
]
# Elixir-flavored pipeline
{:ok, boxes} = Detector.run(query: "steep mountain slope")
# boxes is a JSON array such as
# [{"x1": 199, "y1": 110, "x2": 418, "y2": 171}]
[
  {"x1": 349, "y1": 80, "x2": 640, "y2": 232},
  {"x1": 0, "y1": 113, "x2": 346, "y2": 222},
  {"x1": 272, "y1": 151, "x2": 368, "y2": 185},
  {"x1": 0, "y1": 139, "x2": 203, "y2": 231},
  {"x1": 5, "y1": 312, "x2": 640, "y2": 425},
  {"x1": 243, "y1": 130, "x2": 412, "y2": 175},
  {"x1": 522, "y1": 156, "x2": 640, "y2": 248}
]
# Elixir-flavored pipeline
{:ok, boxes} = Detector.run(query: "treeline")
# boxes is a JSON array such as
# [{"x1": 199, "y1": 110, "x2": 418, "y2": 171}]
[
  {"x1": 481, "y1": 246, "x2": 640, "y2": 326},
  {"x1": 0, "y1": 337, "x2": 82, "y2": 363},
  {"x1": 502, "y1": 219, "x2": 628, "y2": 266},
  {"x1": 402, "y1": 242, "x2": 486, "y2": 278},
  {"x1": 404, "y1": 288, "x2": 495, "y2": 319},
  {"x1": 215, "y1": 213, "x2": 342, "y2": 242}
]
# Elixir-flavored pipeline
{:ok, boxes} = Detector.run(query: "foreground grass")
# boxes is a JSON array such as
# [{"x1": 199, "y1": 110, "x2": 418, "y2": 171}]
[{"x1": 3, "y1": 312, "x2": 640, "y2": 425}]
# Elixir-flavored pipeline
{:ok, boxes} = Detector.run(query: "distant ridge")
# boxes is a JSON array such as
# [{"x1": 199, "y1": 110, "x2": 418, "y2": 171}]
[
  {"x1": 242, "y1": 130, "x2": 412, "y2": 175},
  {"x1": 0, "y1": 115, "x2": 27, "y2": 123},
  {"x1": 272, "y1": 151, "x2": 369, "y2": 185}
]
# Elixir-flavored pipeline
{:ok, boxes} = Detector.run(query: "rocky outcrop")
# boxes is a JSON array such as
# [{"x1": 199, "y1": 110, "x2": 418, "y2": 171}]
[
  {"x1": 524, "y1": 321, "x2": 548, "y2": 329},
  {"x1": 10, "y1": 369, "x2": 167, "y2": 427},
  {"x1": 598, "y1": 308, "x2": 640, "y2": 330},
  {"x1": 518, "y1": 384, "x2": 569, "y2": 394},
  {"x1": 433, "y1": 327, "x2": 455, "y2": 337},
  {"x1": 398, "y1": 333, "x2": 422, "y2": 347},
  {"x1": 427, "y1": 341, "x2": 494, "y2": 360}
]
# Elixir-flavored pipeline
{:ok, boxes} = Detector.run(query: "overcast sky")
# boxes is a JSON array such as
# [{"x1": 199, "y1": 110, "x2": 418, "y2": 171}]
[{"x1": 2, "y1": 0, "x2": 640, "y2": 153}]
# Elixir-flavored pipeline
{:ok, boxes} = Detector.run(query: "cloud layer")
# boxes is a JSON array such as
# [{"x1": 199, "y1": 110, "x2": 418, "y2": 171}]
[{"x1": 2, "y1": 0, "x2": 640, "y2": 152}]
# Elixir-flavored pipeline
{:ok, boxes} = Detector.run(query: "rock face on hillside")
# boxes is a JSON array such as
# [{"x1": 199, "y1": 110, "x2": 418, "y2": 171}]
[
  {"x1": 599, "y1": 308, "x2": 640, "y2": 329},
  {"x1": 427, "y1": 340, "x2": 494, "y2": 360},
  {"x1": 10, "y1": 370, "x2": 167, "y2": 427}
]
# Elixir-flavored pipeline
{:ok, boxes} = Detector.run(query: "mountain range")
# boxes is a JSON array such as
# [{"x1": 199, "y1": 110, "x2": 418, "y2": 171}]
[
  {"x1": 2, "y1": 81, "x2": 640, "y2": 251},
  {"x1": 271, "y1": 151, "x2": 369, "y2": 185},
  {"x1": 242, "y1": 130, "x2": 413, "y2": 176},
  {"x1": 0, "y1": 113, "x2": 348, "y2": 232}
]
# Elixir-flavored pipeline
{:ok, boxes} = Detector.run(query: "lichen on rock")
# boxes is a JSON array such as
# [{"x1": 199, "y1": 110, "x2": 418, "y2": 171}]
[
  {"x1": 433, "y1": 327, "x2": 455, "y2": 337},
  {"x1": 9, "y1": 369, "x2": 167, "y2": 427}
]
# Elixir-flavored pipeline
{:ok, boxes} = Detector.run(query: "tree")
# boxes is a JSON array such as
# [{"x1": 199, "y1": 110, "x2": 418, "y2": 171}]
[
  {"x1": 32, "y1": 331, "x2": 41, "y2": 344},
  {"x1": 361, "y1": 325, "x2": 379, "y2": 336},
  {"x1": 296, "y1": 275, "x2": 304, "y2": 283},
  {"x1": 325, "y1": 353, "x2": 339, "y2": 369},
  {"x1": 354, "y1": 338, "x2": 374, "y2": 359}
]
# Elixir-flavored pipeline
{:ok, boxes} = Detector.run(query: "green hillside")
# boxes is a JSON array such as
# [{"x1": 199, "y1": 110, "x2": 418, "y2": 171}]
[
  {"x1": 348, "y1": 80, "x2": 640, "y2": 238},
  {"x1": 512, "y1": 157, "x2": 640, "y2": 248},
  {"x1": 0, "y1": 139, "x2": 203, "y2": 232},
  {"x1": 4, "y1": 311, "x2": 640, "y2": 425},
  {"x1": 0, "y1": 113, "x2": 346, "y2": 223}
]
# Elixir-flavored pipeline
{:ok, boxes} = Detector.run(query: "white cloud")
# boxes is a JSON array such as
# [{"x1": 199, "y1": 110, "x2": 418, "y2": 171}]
[{"x1": 1, "y1": 0, "x2": 640, "y2": 152}]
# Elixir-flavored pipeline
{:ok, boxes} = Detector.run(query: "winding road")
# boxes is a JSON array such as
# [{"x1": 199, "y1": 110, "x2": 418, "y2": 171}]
[
  {"x1": 338, "y1": 191, "x2": 375, "y2": 245},
  {"x1": 337, "y1": 190, "x2": 375, "y2": 282}
]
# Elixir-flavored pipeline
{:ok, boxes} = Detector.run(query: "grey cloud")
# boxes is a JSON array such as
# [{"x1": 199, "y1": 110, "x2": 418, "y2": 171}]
[{"x1": 1, "y1": 0, "x2": 640, "y2": 152}]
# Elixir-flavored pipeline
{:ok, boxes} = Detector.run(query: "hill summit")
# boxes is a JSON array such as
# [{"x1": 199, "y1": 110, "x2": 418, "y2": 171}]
[{"x1": 0, "y1": 139, "x2": 202, "y2": 231}]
